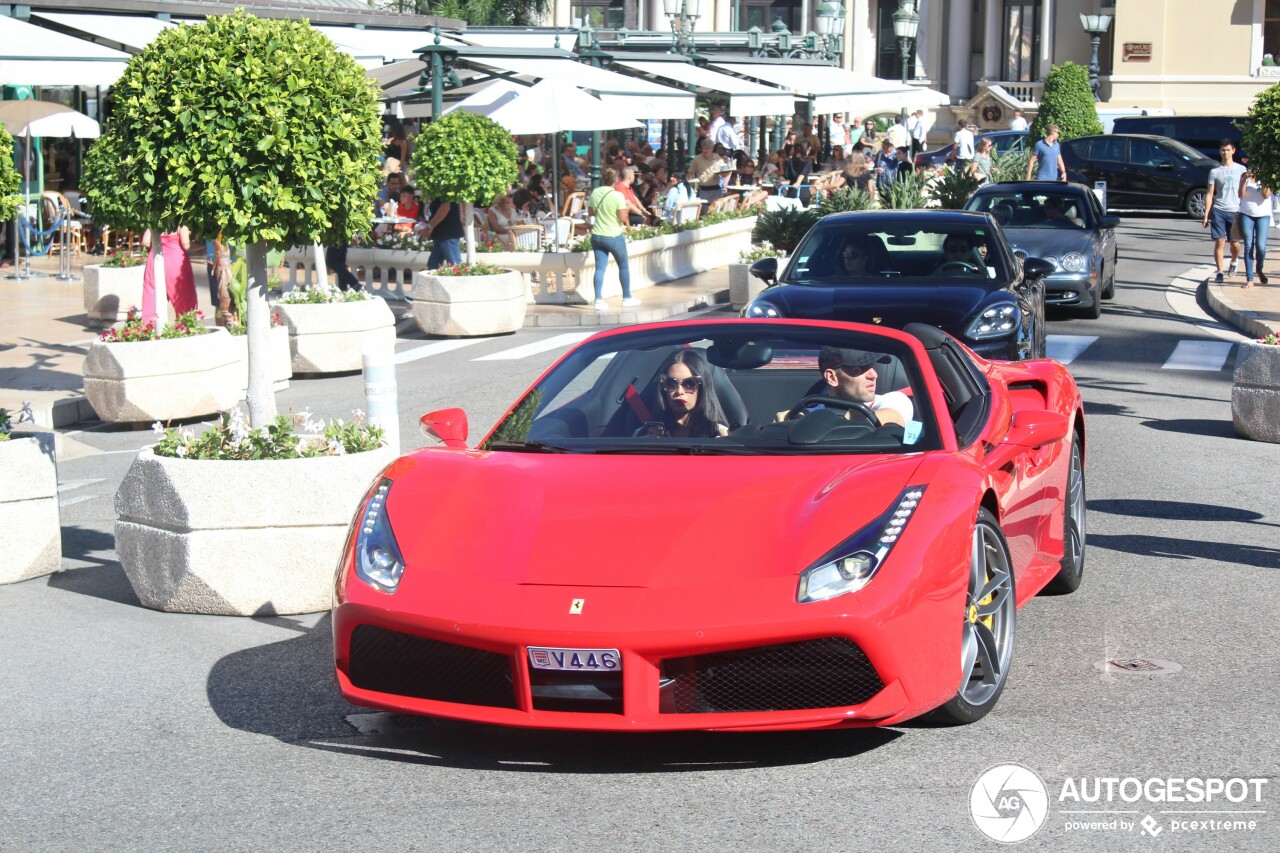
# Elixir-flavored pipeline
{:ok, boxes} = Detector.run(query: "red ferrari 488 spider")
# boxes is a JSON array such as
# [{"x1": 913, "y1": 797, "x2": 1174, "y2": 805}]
[{"x1": 333, "y1": 319, "x2": 1086, "y2": 730}]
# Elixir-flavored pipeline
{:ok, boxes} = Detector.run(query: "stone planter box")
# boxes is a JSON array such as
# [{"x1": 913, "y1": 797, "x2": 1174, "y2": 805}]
[
  {"x1": 411, "y1": 268, "x2": 528, "y2": 337},
  {"x1": 83, "y1": 263, "x2": 146, "y2": 325},
  {"x1": 232, "y1": 325, "x2": 292, "y2": 394},
  {"x1": 729, "y1": 262, "x2": 773, "y2": 311},
  {"x1": 275, "y1": 296, "x2": 396, "y2": 375},
  {"x1": 115, "y1": 443, "x2": 397, "y2": 615},
  {"x1": 83, "y1": 328, "x2": 242, "y2": 424},
  {"x1": 0, "y1": 433, "x2": 61, "y2": 584},
  {"x1": 1231, "y1": 340, "x2": 1280, "y2": 443},
  {"x1": 282, "y1": 216, "x2": 756, "y2": 311}
]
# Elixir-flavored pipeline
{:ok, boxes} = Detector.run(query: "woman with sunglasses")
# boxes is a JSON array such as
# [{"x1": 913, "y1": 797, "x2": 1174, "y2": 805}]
[{"x1": 648, "y1": 350, "x2": 729, "y2": 438}]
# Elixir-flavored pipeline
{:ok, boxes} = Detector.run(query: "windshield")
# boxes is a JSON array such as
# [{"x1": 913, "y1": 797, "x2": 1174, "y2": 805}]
[
  {"x1": 783, "y1": 220, "x2": 1011, "y2": 284},
  {"x1": 1162, "y1": 139, "x2": 1216, "y2": 166},
  {"x1": 966, "y1": 188, "x2": 1093, "y2": 230},
  {"x1": 484, "y1": 324, "x2": 941, "y2": 456}
]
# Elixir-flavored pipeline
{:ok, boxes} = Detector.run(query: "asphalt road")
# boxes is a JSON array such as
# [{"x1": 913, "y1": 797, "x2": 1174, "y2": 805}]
[{"x1": 2, "y1": 214, "x2": 1277, "y2": 852}]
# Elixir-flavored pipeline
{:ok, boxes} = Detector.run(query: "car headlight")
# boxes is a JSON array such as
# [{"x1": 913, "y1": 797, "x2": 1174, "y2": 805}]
[
  {"x1": 353, "y1": 478, "x2": 406, "y2": 593},
  {"x1": 797, "y1": 486, "x2": 926, "y2": 603},
  {"x1": 1061, "y1": 252, "x2": 1085, "y2": 272},
  {"x1": 745, "y1": 301, "x2": 782, "y2": 318},
  {"x1": 965, "y1": 304, "x2": 1020, "y2": 339},
  {"x1": 1042, "y1": 256, "x2": 1059, "y2": 270}
]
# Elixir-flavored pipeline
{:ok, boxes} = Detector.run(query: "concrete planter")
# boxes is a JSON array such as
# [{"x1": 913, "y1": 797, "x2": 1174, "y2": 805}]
[
  {"x1": 729, "y1": 262, "x2": 771, "y2": 311},
  {"x1": 83, "y1": 328, "x2": 242, "y2": 423},
  {"x1": 1231, "y1": 340, "x2": 1280, "y2": 443},
  {"x1": 115, "y1": 443, "x2": 397, "y2": 615},
  {"x1": 83, "y1": 263, "x2": 146, "y2": 325},
  {"x1": 275, "y1": 296, "x2": 396, "y2": 374},
  {"x1": 411, "y1": 268, "x2": 528, "y2": 337},
  {"x1": 232, "y1": 325, "x2": 292, "y2": 394},
  {"x1": 0, "y1": 433, "x2": 61, "y2": 584}
]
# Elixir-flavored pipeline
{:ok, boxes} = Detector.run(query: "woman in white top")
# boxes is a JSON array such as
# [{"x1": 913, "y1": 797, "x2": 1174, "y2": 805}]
[
  {"x1": 1237, "y1": 170, "x2": 1273, "y2": 288},
  {"x1": 487, "y1": 194, "x2": 518, "y2": 249}
]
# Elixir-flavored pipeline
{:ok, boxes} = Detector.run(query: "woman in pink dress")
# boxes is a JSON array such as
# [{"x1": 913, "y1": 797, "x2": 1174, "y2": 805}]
[{"x1": 141, "y1": 226, "x2": 198, "y2": 321}]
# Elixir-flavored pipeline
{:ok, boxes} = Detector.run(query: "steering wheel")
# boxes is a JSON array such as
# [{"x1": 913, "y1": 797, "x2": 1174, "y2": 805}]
[
  {"x1": 783, "y1": 395, "x2": 881, "y2": 428},
  {"x1": 936, "y1": 260, "x2": 982, "y2": 275}
]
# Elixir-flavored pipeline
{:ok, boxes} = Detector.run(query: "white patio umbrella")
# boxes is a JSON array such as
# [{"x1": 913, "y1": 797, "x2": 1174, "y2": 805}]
[
  {"x1": 0, "y1": 101, "x2": 101, "y2": 280},
  {"x1": 451, "y1": 77, "x2": 643, "y2": 247}
]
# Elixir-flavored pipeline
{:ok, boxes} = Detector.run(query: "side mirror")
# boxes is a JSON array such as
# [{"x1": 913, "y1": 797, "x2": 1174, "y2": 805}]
[
  {"x1": 749, "y1": 257, "x2": 778, "y2": 283},
  {"x1": 1006, "y1": 410, "x2": 1070, "y2": 448},
  {"x1": 420, "y1": 408, "x2": 469, "y2": 449},
  {"x1": 1022, "y1": 257, "x2": 1056, "y2": 280},
  {"x1": 1099, "y1": 215, "x2": 1120, "y2": 229}
]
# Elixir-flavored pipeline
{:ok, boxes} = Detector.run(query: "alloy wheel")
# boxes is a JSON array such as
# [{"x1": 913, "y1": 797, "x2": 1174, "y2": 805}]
[{"x1": 959, "y1": 520, "x2": 1016, "y2": 707}]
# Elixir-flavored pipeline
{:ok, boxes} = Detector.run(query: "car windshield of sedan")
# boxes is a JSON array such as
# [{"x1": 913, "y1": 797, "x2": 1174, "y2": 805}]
[
  {"x1": 483, "y1": 324, "x2": 943, "y2": 456},
  {"x1": 967, "y1": 189, "x2": 1091, "y2": 230},
  {"x1": 784, "y1": 222, "x2": 1009, "y2": 283}
]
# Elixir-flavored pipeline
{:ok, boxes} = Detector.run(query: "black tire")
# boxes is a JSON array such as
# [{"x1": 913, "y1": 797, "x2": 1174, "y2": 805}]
[
  {"x1": 1102, "y1": 264, "x2": 1115, "y2": 300},
  {"x1": 930, "y1": 508, "x2": 1016, "y2": 725},
  {"x1": 1185, "y1": 188, "x2": 1207, "y2": 219},
  {"x1": 1044, "y1": 435, "x2": 1086, "y2": 594},
  {"x1": 1079, "y1": 285, "x2": 1102, "y2": 319}
]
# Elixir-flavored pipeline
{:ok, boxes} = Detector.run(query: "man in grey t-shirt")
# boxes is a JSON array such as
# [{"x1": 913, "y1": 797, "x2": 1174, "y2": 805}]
[{"x1": 1203, "y1": 139, "x2": 1245, "y2": 283}]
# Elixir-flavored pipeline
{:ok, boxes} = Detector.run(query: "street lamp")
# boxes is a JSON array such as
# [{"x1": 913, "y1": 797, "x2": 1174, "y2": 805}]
[
  {"x1": 814, "y1": 2, "x2": 847, "y2": 66},
  {"x1": 892, "y1": 0, "x2": 920, "y2": 123},
  {"x1": 663, "y1": 0, "x2": 703, "y2": 56},
  {"x1": 1080, "y1": 14, "x2": 1113, "y2": 101}
]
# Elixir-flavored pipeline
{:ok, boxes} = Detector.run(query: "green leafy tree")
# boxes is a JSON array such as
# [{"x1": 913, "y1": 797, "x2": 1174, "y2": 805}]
[
  {"x1": 1029, "y1": 62, "x2": 1103, "y2": 142},
  {"x1": 412, "y1": 110, "x2": 518, "y2": 264},
  {"x1": 0, "y1": 124, "x2": 20, "y2": 222},
  {"x1": 373, "y1": 0, "x2": 549, "y2": 26},
  {"x1": 83, "y1": 11, "x2": 382, "y2": 427},
  {"x1": 1243, "y1": 84, "x2": 1280, "y2": 194}
]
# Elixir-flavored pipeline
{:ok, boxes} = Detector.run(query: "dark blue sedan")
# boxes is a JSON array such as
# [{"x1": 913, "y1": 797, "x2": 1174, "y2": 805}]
[
  {"x1": 965, "y1": 181, "x2": 1119, "y2": 319},
  {"x1": 744, "y1": 211, "x2": 1050, "y2": 361}
]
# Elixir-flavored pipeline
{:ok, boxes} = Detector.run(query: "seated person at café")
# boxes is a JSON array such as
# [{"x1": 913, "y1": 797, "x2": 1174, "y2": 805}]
[{"x1": 487, "y1": 194, "x2": 519, "y2": 249}]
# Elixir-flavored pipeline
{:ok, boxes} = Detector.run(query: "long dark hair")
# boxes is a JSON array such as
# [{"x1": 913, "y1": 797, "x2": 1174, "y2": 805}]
[{"x1": 654, "y1": 349, "x2": 726, "y2": 438}]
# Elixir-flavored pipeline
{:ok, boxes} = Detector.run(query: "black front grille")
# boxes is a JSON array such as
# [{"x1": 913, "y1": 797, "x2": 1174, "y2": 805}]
[
  {"x1": 529, "y1": 670, "x2": 623, "y2": 714},
  {"x1": 659, "y1": 638, "x2": 884, "y2": 714},
  {"x1": 348, "y1": 625, "x2": 517, "y2": 709}
]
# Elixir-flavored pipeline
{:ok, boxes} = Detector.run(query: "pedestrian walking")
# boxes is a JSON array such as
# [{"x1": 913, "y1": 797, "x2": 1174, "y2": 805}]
[
  {"x1": 1009, "y1": 110, "x2": 1029, "y2": 132},
  {"x1": 423, "y1": 198, "x2": 464, "y2": 270},
  {"x1": 1237, "y1": 167, "x2": 1272, "y2": 288},
  {"x1": 1203, "y1": 140, "x2": 1246, "y2": 283},
  {"x1": 907, "y1": 110, "x2": 928, "y2": 157},
  {"x1": 1026, "y1": 123, "x2": 1066, "y2": 181},
  {"x1": 141, "y1": 226, "x2": 198, "y2": 322},
  {"x1": 588, "y1": 166, "x2": 639, "y2": 311},
  {"x1": 972, "y1": 137, "x2": 995, "y2": 184},
  {"x1": 952, "y1": 120, "x2": 975, "y2": 171}
]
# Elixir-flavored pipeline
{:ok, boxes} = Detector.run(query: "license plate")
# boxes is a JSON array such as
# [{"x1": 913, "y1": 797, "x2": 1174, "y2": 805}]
[{"x1": 527, "y1": 647, "x2": 621, "y2": 672}]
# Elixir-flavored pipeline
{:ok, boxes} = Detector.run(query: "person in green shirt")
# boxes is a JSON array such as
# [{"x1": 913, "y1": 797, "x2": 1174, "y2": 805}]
[{"x1": 588, "y1": 166, "x2": 638, "y2": 310}]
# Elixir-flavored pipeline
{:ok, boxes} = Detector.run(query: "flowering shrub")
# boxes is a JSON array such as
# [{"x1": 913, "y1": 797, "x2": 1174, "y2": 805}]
[
  {"x1": 354, "y1": 231, "x2": 433, "y2": 252},
  {"x1": 0, "y1": 407, "x2": 10, "y2": 442},
  {"x1": 433, "y1": 261, "x2": 505, "y2": 276},
  {"x1": 278, "y1": 285, "x2": 371, "y2": 304},
  {"x1": 227, "y1": 312, "x2": 286, "y2": 336},
  {"x1": 739, "y1": 241, "x2": 785, "y2": 264},
  {"x1": 98, "y1": 310, "x2": 208, "y2": 343},
  {"x1": 152, "y1": 408, "x2": 385, "y2": 460},
  {"x1": 100, "y1": 250, "x2": 147, "y2": 268},
  {"x1": 1258, "y1": 332, "x2": 1279, "y2": 345}
]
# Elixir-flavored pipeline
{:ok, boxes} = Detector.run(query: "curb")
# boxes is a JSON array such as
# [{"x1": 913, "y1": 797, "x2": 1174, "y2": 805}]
[
  {"x1": 1203, "y1": 276, "x2": 1280, "y2": 340},
  {"x1": 523, "y1": 287, "x2": 731, "y2": 328}
]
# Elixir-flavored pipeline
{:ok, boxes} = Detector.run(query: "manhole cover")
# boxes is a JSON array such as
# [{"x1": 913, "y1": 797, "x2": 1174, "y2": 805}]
[{"x1": 1094, "y1": 658, "x2": 1183, "y2": 675}]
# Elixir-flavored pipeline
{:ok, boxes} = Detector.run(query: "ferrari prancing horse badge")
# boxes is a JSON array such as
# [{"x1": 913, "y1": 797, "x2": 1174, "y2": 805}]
[{"x1": 569, "y1": 598, "x2": 585, "y2": 615}]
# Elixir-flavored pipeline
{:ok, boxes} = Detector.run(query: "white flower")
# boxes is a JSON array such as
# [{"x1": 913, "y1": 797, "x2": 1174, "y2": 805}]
[
  {"x1": 151, "y1": 421, "x2": 164, "y2": 435},
  {"x1": 175, "y1": 445, "x2": 187, "y2": 458},
  {"x1": 305, "y1": 419, "x2": 325, "y2": 434},
  {"x1": 326, "y1": 438, "x2": 345, "y2": 456},
  {"x1": 258, "y1": 427, "x2": 271, "y2": 439},
  {"x1": 353, "y1": 408, "x2": 365, "y2": 422}
]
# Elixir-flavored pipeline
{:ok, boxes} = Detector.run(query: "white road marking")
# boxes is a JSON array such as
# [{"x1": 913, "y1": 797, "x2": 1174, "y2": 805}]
[
  {"x1": 1166, "y1": 266, "x2": 1249, "y2": 343},
  {"x1": 474, "y1": 333, "x2": 594, "y2": 361},
  {"x1": 1163, "y1": 340, "x2": 1234, "y2": 371},
  {"x1": 394, "y1": 338, "x2": 489, "y2": 364},
  {"x1": 59, "y1": 495, "x2": 97, "y2": 507},
  {"x1": 1046, "y1": 335, "x2": 1099, "y2": 364}
]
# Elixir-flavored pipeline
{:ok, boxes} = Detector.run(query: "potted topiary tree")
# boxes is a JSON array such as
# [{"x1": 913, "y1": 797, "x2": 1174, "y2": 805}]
[
  {"x1": 85, "y1": 11, "x2": 396, "y2": 615},
  {"x1": 0, "y1": 123, "x2": 19, "y2": 224},
  {"x1": 410, "y1": 110, "x2": 528, "y2": 336},
  {"x1": 1028, "y1": 62, "x2": 1103, "y2": 143}
]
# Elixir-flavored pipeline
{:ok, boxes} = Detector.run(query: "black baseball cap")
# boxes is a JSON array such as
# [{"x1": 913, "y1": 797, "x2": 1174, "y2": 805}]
[{"x1": 818, "y1": 346, "x2": 892, "y2": 373}]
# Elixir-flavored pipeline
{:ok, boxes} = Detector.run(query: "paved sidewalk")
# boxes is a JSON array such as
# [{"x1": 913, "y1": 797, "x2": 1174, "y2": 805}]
[{"x1": 0, "y1": 252, "x2": 731, "y2": 428}]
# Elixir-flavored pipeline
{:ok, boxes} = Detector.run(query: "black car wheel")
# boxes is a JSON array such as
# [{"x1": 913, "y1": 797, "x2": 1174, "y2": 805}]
[
  {"x1": 1185, "y1": 188, "x2": 1207, "y2": 219},
  {"x1": 1102, "y1": 262, "x2": 1115, "y2": 300},
  {"x1": 1044, "y1": 435, "x2": 1085, "y2": 594},
  {"x1": 1079, "y1": 283, "x2": 1102, "y2": 319}
]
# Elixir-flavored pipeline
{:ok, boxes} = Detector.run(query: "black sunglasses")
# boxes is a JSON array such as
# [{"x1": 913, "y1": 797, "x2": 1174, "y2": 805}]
[{"x1": 659, "y1": 376, "x2": 702, "y2": 393}]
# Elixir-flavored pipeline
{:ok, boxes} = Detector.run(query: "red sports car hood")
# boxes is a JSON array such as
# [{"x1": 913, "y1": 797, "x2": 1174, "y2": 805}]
[{"x1": 385, "y1": 450, "x2": 927, "y2": 589}]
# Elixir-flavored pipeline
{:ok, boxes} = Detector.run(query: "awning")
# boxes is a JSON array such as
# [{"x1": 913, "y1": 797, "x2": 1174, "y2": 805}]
[
  {"x1": 0, "y1": 16, "x2": 130, "y2": 87},
  {"x1": 459, "y1": 31, "x2": 578, "y2": 51},
  {"x1": 612, "y1": 57, "x2": 794, "y2": 117},
  {"x1": 31, "y1": 12, "x2": 175, "y2": 53},
  {"x1": 315, "y1": 25, "x2": 464, "y2": 66},
  {"x1": 711, "y1": 61, "x2": 949, "y2": 116},
  {"x1": 461, "y1": 55, "x2": 693, "y2": 120}
]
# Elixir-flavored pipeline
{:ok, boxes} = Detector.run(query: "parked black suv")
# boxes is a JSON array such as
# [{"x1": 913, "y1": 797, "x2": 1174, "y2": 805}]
[
  {"x1": 1110, "y1": 115, "x2": 1246, "y2": 161},
  {"x1": 1060, "y1": 134, "x2": 1218, "y2": 218}
]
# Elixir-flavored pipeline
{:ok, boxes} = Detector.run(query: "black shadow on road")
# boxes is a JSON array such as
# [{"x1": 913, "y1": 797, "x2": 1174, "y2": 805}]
[
  {"x1": 1089, "y1": 498, "x2": 1279, "y2": 526},
  {"x1": 1089, "y1": 533, "x2": 1280, "y2": 569},
  {"x1": 47, "y1": 526, "x2": 141, "y2": 607},
  {"x1": 1140, "y1": 417, "x2": 1239, "y2": 438},
  {"x1": 207, "y1": 615, "x2": 902, "y2": 772}
]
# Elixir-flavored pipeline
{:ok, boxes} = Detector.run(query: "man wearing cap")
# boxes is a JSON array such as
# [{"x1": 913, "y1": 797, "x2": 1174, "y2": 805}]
[{"x1": 777, "y1": 346, "x2": 914, "y2": 427}]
